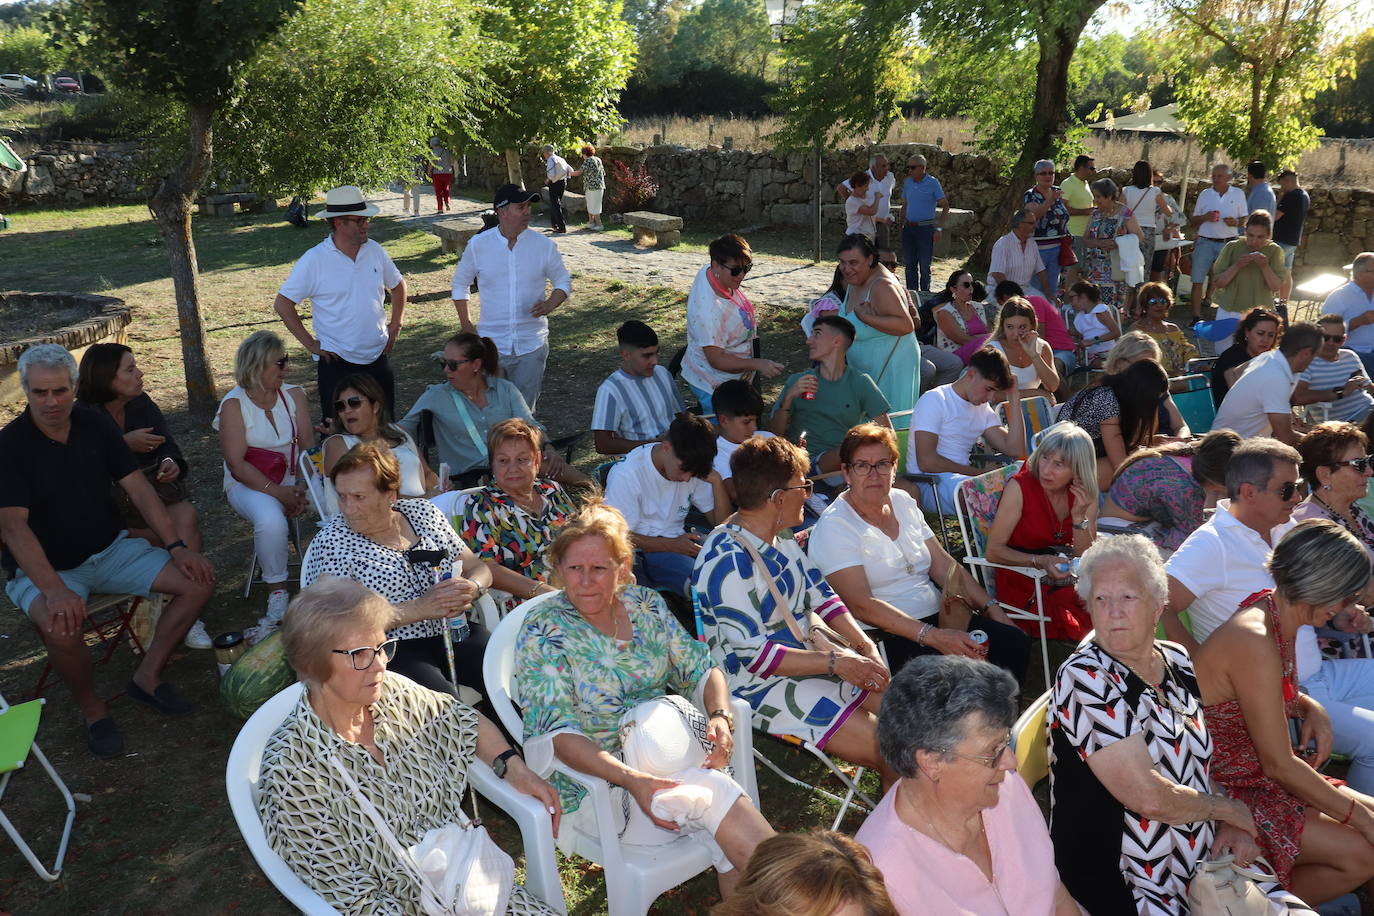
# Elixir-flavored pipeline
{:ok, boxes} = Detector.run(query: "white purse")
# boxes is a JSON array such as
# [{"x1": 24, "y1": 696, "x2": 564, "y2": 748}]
[{"x1": 330, "y1": 757, "x2": 515, "y2": 916}]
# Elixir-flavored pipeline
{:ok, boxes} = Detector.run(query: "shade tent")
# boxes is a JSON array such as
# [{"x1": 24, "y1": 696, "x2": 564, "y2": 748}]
[
  {"x1": 0, "y1": 137, "x2": 24, "y2": 174},
  {"x1": 1089, "y1": 103, "x2": 1196, "y2": 215}
]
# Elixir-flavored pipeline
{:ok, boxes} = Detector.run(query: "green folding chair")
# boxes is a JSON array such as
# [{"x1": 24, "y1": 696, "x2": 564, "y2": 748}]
[{"x1": 0, "y1": 693, "x2": 76, "y2": 881}]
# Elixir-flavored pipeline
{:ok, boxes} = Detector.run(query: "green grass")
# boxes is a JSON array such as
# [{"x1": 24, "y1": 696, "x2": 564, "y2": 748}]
[
  {"x1": 0, "y1": 202, "x2": 862, "y2": 916},
  {"x1": 599, "y1": 222, "x2": 824, "y2": 263}
]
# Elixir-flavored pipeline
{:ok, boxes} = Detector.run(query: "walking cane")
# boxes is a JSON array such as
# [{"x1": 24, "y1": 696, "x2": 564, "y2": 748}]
[{"x1": 408, "y1": 548, "x2": 461, "y2": 687}]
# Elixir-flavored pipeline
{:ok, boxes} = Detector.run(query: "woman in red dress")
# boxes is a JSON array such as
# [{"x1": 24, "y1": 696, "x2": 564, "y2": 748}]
[{"x1": 986, "y1": 421, "x2": 1098, "y2": 640}]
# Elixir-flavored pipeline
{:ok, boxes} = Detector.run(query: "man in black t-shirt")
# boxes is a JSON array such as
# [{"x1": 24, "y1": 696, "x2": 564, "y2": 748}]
[
  {"x1": 0, "y1": 345, "x2": 215, "y2": 757},
  {"x1": 1273, "y1": 169, "x2": 1310, "y2": 302}
]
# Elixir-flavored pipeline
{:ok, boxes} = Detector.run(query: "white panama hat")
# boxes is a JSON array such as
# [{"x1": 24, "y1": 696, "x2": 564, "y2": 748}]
[{"x1": 313, "y1": 185, "x2": 381, "y2": 220}]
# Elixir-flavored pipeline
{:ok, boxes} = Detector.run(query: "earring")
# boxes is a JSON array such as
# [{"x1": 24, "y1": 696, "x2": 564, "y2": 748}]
[{"x1": 1323, "y1": 484, "x2": 1331, "y2": 491}]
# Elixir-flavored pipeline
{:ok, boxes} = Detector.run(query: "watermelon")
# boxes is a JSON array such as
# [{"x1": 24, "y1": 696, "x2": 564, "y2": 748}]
[{"x1": 220, "y1": 631, "x2": 297, "y2": 720}]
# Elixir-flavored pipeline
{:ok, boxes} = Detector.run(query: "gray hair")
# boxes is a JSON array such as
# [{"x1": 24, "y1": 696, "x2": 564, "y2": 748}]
[
  {"x1": 1211, "y1": 162, "x2": 1232, "y2": 174},
  {"x1": 234, "y1": 329, "x2": 288, "y2": 392},
  {"x1": 1090, "y1": 177, "x2": 1119, "y2": 199},
  {"x1": 1010, "y1": 206, "x2": 1035, "y2": 228},
  {"x1": 1270, "y1": 519, "x2": 1371, "y2": 608},
  {"x1": 281, "y1": 575, "x2": 397, "y2": 689},
  {"x1": 1353, "y1": 252, "x2": 1374, "y2": 275},
  {"x1": 870, "y1": 153, "x2": 888, "y2": 168},
  {"x1": 908, "y1": 154, "x2": 927, "y2": 167},
  {"x1": 1279, "y1": 321, "x2": 1321, "y2": 357},
  {"x1": 540, "y1": 144, "x2": 555, "y2": 155},
  {"x1": 1075, "y1": 534, "x2": 1168, "y2": 607},
  {"x1": 878, "y1": 656, "x2": 1018, "y2": 778},
  {"x1": 1034, "y1": 159, "x2": 1055, "y2": 173},
  {"x1": 1027, "y1": 421, "x2": 1098, "y2": 495},
  {"x1": 1226, "y1": 438, "x2": 1301, "y2": 500},
  {"x1": 18, "y1": 343, "x2": 78, "y2": 393}
]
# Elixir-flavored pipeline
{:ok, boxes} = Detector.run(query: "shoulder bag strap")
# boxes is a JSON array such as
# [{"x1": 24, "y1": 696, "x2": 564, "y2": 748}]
[
  {"x1": 327, "y1": 756, "x2": 433, "y2": 888},
  {"x1": 725, "y1": 526, "x2": 809, "y2": 646},
  {"x1": 447, "y1": 389, "x2": 489, "y2": 463},
  {"x1": 280, "y1": 389, "x2": 299, "y2": 470}
]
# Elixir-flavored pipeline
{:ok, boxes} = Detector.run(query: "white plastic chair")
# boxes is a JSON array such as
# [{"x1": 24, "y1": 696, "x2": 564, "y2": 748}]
[
  {"x1": 225, "y1": 682, "x2": 565, "y2": 915},
  {"x1": 484, "y1": 591, "x2": 759, "y2": 916},
  {"x1": 298, "y1": 448, "x2": 336, "y2": 522},
  {"x1": 0, "y1": 693, "x2": 76, "y2": 882},
  {"x1": 428, "y1": 485, "x2": 483, "y2": 523}
]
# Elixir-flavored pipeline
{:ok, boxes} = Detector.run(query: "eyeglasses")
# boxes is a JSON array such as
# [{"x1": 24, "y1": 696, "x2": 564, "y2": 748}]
[
  {"x1": 1035, "y1": 170, "x2": 1054, "y2": 176},
  {"x1": 274, "y1": 357, "x2": 289, "y2": 368},
  {"x1": 718, "y1": 262, "x2": 752, "y2": 277},
  {"x1": 946, "y1": 731, "x2": 1013, "y2": 769},
  {"x1": 1323, "y1": 334, "x2": 1347, "y2": 343},
  {"x1": 847, "y1": 459, "x2": 894, "y2": 476},
  {"x1": 1271, "y1": 481, "x2": 1300, "y2": 501},
  {"x1": 333, "y1": 395, "x2": 366, "y2": 412},
  {"x1": 957, "y1": 281, "x2": 973, "y2": 289},
  {"x1": 770, "y1": 481, "x2": 815, "y2": 499},
  {"x1": 337, "y1": 216, "x2": 370, "y2": 225},
  {"x1": 331, "y1": 638, "x2": 399, "y2": 671},
  {"x1": 1332, "y1": 456, "x2": 1374, "y2": 474},
  {"x1": 443, "y1": 357, "x2": 476, "y2": 371}
]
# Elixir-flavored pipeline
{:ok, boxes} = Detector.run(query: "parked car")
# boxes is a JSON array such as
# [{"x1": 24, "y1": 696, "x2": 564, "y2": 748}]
[
  {"x1": 0, "y1": 74, "x2": 38, "y2": 92},
  {"x1": 53, "y1": 76, "x2": 81, "y2": 93}
]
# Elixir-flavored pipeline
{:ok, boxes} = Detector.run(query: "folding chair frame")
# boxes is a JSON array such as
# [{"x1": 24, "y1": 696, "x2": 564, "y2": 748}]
[
  {"x1": 30, "y1": 593, "x2": 150, "y2": 700},
  {"x1": 0, "y1": 695, "x2": 76, "y2": 882}
]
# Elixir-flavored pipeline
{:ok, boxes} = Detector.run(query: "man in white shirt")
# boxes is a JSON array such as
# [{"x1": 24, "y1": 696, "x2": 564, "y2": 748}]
[
  {"x1": 592, "y1": 319, "x2": 684, "y2": 455},
  {"x1": 986, "y1": 208, "x2": 1049, "y2": 295},
  {"x1": 1212, "y1": 321, "x2": 1320, "y2": 444},
  {"x1": 452, "y1": 183, "x2": 573, "y2": 412},
  {"x1": 837, "y1": 153, "x2": 896, "y2": 245},
  {"x1": 909, "y1": 347, "x2": 1026, "y2": 513},
  {"x1": 604, "y1": 414, "x2": 729, "y2": 596},
  {"x1": 1325, "y1": 252, "x2": 1374, "y2": 377},
  {"x1": 540, "y1": 144, "x2": 573, "y2": 234},
  {"x1": 1187, "y1": 162, "x2": 1249, "y2": 322},
  {"x1": 274, "y1": 185, "x2": 406, "y2": 423},
  {"x1": 1291, "y1": 314, "x2": 1374, "y2": 423}
]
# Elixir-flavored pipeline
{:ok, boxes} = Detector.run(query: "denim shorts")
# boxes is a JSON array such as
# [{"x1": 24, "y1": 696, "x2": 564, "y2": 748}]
[
  {"x1": 1191, "y1": 236, "x2": 1231, "y2": 284},
  {"x1": 1276, "y1": 241, "x2": 1297, "y2": 270},
  {"x1": 5, "y1": 531, "x2": 169, "y2": 615}
]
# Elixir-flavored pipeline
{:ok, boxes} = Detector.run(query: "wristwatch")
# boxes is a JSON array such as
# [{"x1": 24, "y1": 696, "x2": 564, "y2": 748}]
[
  {"x1": 166, "y1": 539, "x2": 188, "y2": 552},
  {"x1": 1072, "y1": 519, "x2": 1090, "y2": 531},
  {"x1": 708, "y1": 708, "x2": 735, "y2": 731},
  {"x1": 492, "y1": 748, "x2": 521, "y2": 779}
]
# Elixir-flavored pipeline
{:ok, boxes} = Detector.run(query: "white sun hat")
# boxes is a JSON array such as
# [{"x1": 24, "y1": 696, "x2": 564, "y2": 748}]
[{"x1": 313, "y1": 185, "x2": 381, "y2": 220}]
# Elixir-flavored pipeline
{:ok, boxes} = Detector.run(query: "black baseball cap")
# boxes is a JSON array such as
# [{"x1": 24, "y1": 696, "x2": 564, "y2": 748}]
[{"x1": 493, "y1": 183, "x2": 540, "y2": 209}]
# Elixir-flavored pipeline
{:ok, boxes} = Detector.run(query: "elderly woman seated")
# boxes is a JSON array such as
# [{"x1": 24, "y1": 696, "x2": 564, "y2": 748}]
[
  {"x1": 255, "y1": 576, "x2": 561, "y2": 915},
  {"x1": 455, "y1": 418, "x2": 578, "y2": 615},
  {"x1": 1100, "y1": 429, "x2": 1241, "y2": 552},
  {"x1": 322, "y1": 372, "x2": 442, "y2": 500},
  {"x1": 856, "y1": 656, "x2": 1081, "y2": 914},
  {"x1": 809, "y1": 423, "x2": 1029, "y2": 681},
  {"x1": 986, "y1": 422, "x2": 1098, "y2": 642},
  {"x1": 714, "y1": 830, "x2": 897, "y2": 916},
  {"x1": 1196, "y1": 520, "x2": 1374, "y2": 906},
  {"x1": 1052, "y1": 534, "x2": 1315, "y2": 913},
  {"x1": 302, "y1": 442, "x2": 492, "y2": 699},
  {"x1": 514, "y1": 503, "x2": 773, "y2": 896},
  {"x1": 695, "y1": 436, "x2": 896, "y2": 788}
]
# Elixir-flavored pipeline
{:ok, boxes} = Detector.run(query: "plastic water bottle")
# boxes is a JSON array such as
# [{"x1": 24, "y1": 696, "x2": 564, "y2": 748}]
[{"x1": 438, "y1": 561, "x2": 470, "y2": 642}]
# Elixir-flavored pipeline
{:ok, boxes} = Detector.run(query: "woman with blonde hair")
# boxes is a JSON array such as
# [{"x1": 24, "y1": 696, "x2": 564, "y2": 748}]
[
  {"x1": 714, "y1": 830, "x2": 897, "y2": 916},
  {"x1": 986, "y1": 296, "x2": 1059, "y2": 401}
]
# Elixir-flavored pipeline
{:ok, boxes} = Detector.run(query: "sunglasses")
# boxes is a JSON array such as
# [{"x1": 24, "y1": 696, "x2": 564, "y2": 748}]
[
  {"x1": 442, "y1": 357, "x2": 475, "y2": 371},
  {"x1": 331, "y1": 638, "x2": 399, "y2": 671},
  {"x1": 770, "y1": 481, "x2": 815, "y2": 499},
  {"x1": 1271, "y1": 481, "x2": 1300, "y2": 501},
  {"x1": 718, "y1": 262, "x2": 752, "y2": 277},
  {"x1": 1332, "y1": 457, "x2": 1374, "y2": 474},
  {"x1": 333, "y1": 395, "x2": 366, "y2": 413},
  {"x1": 274, "y1": 356, "x2": 289, "y2": 368},
  {"x1": 1145, "y1": 297, "x2": 1169, "y2": 306},
  {"x1": 1323, "y1": 334, "x2": 1347, "y2": 343}
]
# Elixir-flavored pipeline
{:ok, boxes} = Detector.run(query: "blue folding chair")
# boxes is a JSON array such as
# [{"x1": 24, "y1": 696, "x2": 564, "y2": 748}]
[{"x1": 1171, "y1": 374, "x2": 1216, "y2": 434}]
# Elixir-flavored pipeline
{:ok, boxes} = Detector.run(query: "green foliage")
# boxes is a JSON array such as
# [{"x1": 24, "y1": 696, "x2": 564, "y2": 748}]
[
  {"x1": 0, "y1": 1, "x2": 62, "y2": 30},
  {"x1": 767, "y1": 0, "x2": 916, "y2": 149},
  {"x1": 477, "y1": 0, "x2": 636, "y2": 153},
  {"x1": 0, "y1": 22, "x2": 65, "y2": 75},
  {"x1": 1314, "y1": 27, "x2": 1374, "y2": 137},
  {"x1": 667, "y1": 0, "x2": 773, "y2": 79},
  {"x1": 1165, "y1": 0, "x2": 1348, "y2": 165}
]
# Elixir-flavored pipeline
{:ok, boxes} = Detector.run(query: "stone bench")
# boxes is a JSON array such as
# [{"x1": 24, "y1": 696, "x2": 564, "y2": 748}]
[
  {"x1": 541, "y1": 187, "x2": 586, "y2": 216},
  {"x1": 623, "y1": 211, "x2": 683, "y2": 249},
  {"x1": 198, "y1": 192, "x2": 269, "y2": 216},
  {"x1": 430, "y1": 217, "x2": 487, "y2": 256}
]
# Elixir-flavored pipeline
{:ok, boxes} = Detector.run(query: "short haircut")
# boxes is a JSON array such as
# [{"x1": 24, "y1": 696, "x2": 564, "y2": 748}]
[
  {"x1": 908, "y1": 154, "x2": 927, "y2": 167},
  {"x1": 665, "y1": 412, "x2": 717, "y2": 478},
  {"x1": 540, "y1": 144, "x2": 555, "y2": 154},
  {"x1": 870, "y1": 152, "x2": 888, "y2": 168},
  {"x1": 1279, "y1": 321, "x2": 1321, "y2": 358},
  {"x1": 966, "y1": 346, "x2": 1014, "y2": 390},
  {"x1": 1090, "y1": 177, "x2": 1119, "y2": 199},
  {"x1": 1297, "y1": 421, "x2": 1368, "y2": 488},
  {"x1": 839, "y1": 422, "x2": 898, "y2": 467},
  {"x1": 234, "y1": 330, "x2": 287, "y2": 391},
  {"x1": 281, "y1": 576, "x2": 396, "y2": 688},
  {"x1": 1137, "y1": 281, "x2": 1174, "y2": 310},
  {"x1": 1069, "y1": 280, "x2": 1101, "y2": 303},
  {"x1": 547, "y1": 501, "x2": 635, "y2": 589},
  {"x1": 815, "y1": 313, "x2": 857, "y2": 345},
  {"x1": 329, "y1": 440, "x2": 402, "y2": 493},
  {"x1": 445, "y1": 331, "x2": 501, "y2": 376},
  {"x1": 991, "y1": 297, "x2": 1037, "y2": 343},
  {"x1": 878, "y1": 656, "x2": 1018, "y2": 778},
  {"x1": 993, "y1": 279, "x2": 1024, "y2": 302},
  {"x1": 76, "y1": 342, "x2": 133, "y2": 404},
  {"x1": 1247, "y1": 210, "x2": 1273, "y2": 233},
  {"x1": 1277, "y1": 169, "x2": 1297, "y2": 182},
  {"x1": 712, "y1": 378, "x2": 764, "y2": 419},
  {"x1": 18, "y1": 342, "x2": 79, "y2": 393},
  {"x1": 1356, "y1": 252, "x2": 1374, "y2": 274},
  {"x1": 1010, "y1": 206, "x2": 1034, "y2": 228},
  {"x1": 1225, "y1": 438, "x2": 1300, "y2": 500},
  {"x1": 580, "y1": 144, "x2": 595, "y2": 157},
  {"x1": 1247, "y1": 159, "x2": 1268, "y2": 180},
  {"x1": 1191, "y1": 429, "x2": 1242, "y2": 488},
  {"x1": 1317, "y1": 312, "x2": 1346, "y2": 328},
  {"x1": 1072, "y1": 154, "x2": 1094, "y2": 171},
  {"x1": 1034, "y1": 159, "x2": 1055, "y2": 173},
  {"x1": 1028, "y1": 421, "x2": 1098, "y2": 495},
  {"x1": 708, "y1": 233, "x2": 752, "y2": 268},
  {"x1": 487, "y1": 417, "x2": 542, "y2": 460},
  {"x1": 617, "y1": 319, "x2": 658, "y2": 350},
  {"x1": 731, "y1": 435, "x2": 809, "y2": 510},
  {"x1": 1075, "y1": 533, "x2": 1168, "y2": 607},
  {"x1": 850, "y1": 170, "x2": 870, "y2": 188},
  {"x1": 1271, "y1": 519, "x2": 1371, "y2": 609},
  {"x1": 712, "y1": 830, "x2": 897, "y2": 916},
  {"x1": 1212, "y1": 162, "x2": 1232, "y2": 175}
]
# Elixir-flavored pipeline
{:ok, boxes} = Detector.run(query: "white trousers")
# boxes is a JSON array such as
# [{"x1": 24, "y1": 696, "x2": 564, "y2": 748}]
[{"x1": 226, "y1": 478, "x2": 294, "y2": 584}]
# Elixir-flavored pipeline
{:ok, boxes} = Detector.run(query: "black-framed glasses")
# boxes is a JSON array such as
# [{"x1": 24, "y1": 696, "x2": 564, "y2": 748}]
[
  {"x1": 946, "y1": 730, "x2": 1013, "y2": 769},
  {"x1": 1332, "y1": 456, "x2": 1374, "y2": 474},
  {"x1": 333, "y1": 395, "x2": 366, "y2": 413},
  {"x1": 718, "y1": 262, "x2": 752, "y2": 277},
  {"x1": 331, "y1": 638, "x2": 399, "y2": 671},
  {"x1": 274, "y1": 356, "x2": 289, "y2": 368},
  {"x1": 770, "y1": 481, "x2": 815, "y2": 499},
  {"x1": 846, "y1": 459, "x2": 894, "y2": 476},
  {"x1": 1323, "y1": 334, "x2": 1347, "y2": 343},
  {"x1": 1271, "y1": 481, "x2": 1300, "y2": 501},
  {"x1": 443, "y1": 357, "x2": 475, "y2": 371}
]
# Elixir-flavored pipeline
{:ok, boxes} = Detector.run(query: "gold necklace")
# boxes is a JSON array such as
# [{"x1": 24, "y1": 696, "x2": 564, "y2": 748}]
[{"x1": 1120, "y1": 648, "x2": 1185, "y2": 718}]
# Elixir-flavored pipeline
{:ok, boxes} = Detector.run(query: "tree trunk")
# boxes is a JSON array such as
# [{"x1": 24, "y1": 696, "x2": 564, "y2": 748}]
[
  {"x1": 504, "y1": 149, "x2": 524, "y2": 187},
  {"x1": 149, "y1": 103, "x2": 218, "y2": 418},
  {"x1": 966, "y1": 2, "x2": 1104, "y2": 276}
]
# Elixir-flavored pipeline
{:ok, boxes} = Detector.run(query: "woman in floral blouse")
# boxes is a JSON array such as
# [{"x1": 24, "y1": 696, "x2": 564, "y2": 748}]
[
  {"x1": 515, "y1": 502, "x2": 774, "y2": 895},
  {"x1": 456, "y1": 419, "x2": 577, "y2": 615},
  {"x1": 571, "y1": 144, "x2": 605, "y2": 230}
]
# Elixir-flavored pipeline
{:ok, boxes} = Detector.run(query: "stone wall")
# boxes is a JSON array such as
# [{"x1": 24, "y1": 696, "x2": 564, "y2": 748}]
[
  {"x1": 0, "y1": 140, "x2": 144, "y2": 208},
  {"x1": 456, "y1": 143, "x2": 1374, "y2": 270}
]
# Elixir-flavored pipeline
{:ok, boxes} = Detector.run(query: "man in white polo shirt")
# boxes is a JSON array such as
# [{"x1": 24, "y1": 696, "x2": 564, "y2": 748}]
[
  {"x1": 1212, "y1": 321, "x2": 1320, "y2": 444},
  {"x1": 592, "y1": 319, "x2": 684, "y2": 455},
  {"x1": 1326, "y1": 252, "x2": 1374, "y2": 377},
  {"x1": 274, "y1": 185, "x2": 406, "y2": 422},
  {"x1": 453, "y1": 183, "x2": 573, "y2": 412},
  {"x1": 837, "y1": 153, "x2": 896, "y2": 246},
  {"x1": 1187, "y1": 162, "x2": 1248, "y2": 323}
]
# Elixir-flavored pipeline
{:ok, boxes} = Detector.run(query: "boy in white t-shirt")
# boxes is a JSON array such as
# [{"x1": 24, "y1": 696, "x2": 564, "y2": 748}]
[
  {"x1": 604, "y1": 413, "x2": 730, "y2": 595},
  {"x1": 709, "y1": 379, "x2": 776, "y2": 507}
]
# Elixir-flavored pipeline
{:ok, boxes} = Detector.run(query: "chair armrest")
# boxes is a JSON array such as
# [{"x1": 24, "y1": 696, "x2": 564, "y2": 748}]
[
  {"x1": 469, "y1": 760, "x2": 566, "y2": 914},
  {"x1": 963, "y1": 556, "x2": 1046, "y2": 580},
  {"x1": 550, "y1": 760, "x2": 627, "y2": 867},
  {"x1": 728, "y1": 696, "x2": 759, "y2": 809}
]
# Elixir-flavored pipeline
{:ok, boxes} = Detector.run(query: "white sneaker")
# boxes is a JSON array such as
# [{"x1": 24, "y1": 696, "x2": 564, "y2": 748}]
[
  {"x1": 183, "y1": 619, "x2": 213, "y2": 649},
  {"x1": 265, "y1": 588, "x2": 290, "y2": 623}
]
